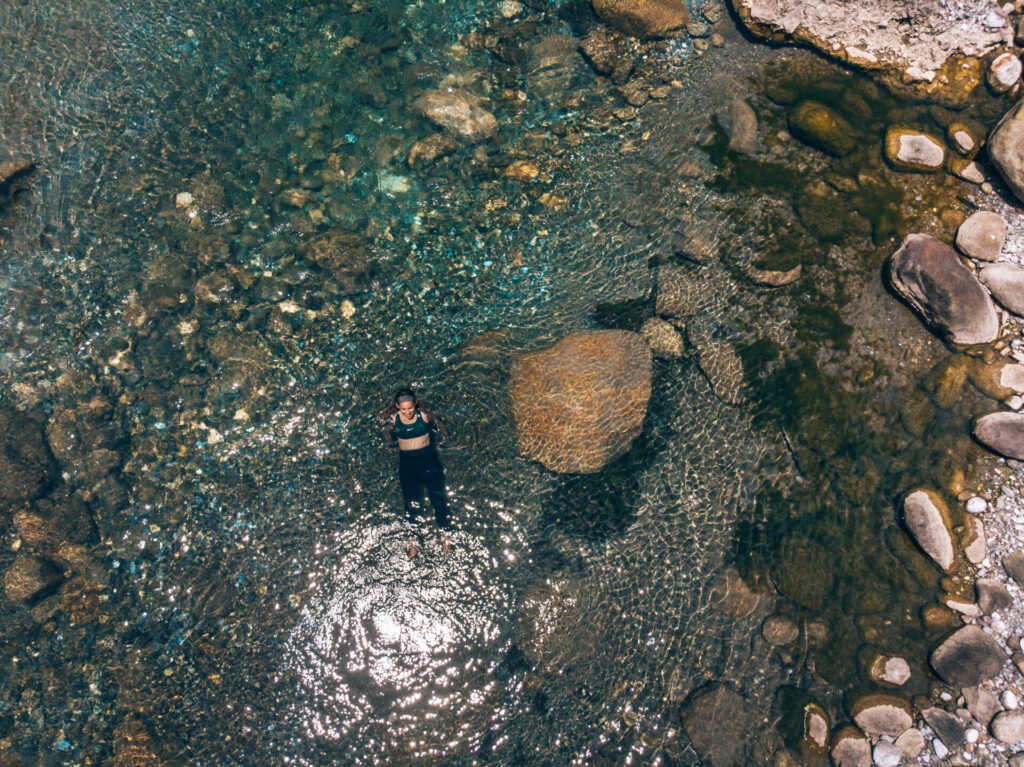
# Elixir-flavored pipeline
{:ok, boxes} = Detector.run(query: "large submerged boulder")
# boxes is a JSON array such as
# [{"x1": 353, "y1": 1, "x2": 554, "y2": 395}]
[
  {"x1": 681, "y1": 684, "x2": 760, "y2": 767},
  {"x1": 413, "y1": 90, "x2": 498, "y2": 143},
  {"x1": 592, "y1": 0, "x2": 689, "y2": 39},
  {"x1": 509, "y1": 331, "x2": 651, "y2": 473},
  {"x1": 888, "y1": 233, "x2": 999, "y2": 346}
]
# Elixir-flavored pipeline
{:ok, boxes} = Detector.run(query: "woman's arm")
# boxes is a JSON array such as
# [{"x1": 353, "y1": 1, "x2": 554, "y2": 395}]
[{"x1": 420, "y1": 407, "x2": 450, "y2": 443}]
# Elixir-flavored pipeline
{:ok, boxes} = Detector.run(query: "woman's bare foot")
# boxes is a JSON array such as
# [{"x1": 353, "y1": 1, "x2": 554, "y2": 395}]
[
  {"x1": 408, "y1": 537, "x2": 417, "y2": 559},
  {"x1": 442, "y1": 532, "x2": 452, "y2": 553}
]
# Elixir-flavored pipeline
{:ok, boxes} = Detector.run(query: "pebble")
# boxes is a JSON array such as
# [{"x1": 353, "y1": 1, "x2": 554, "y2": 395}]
[
  {"x1": 1004, "y1": 690, "x2": 1020, "y2": 709},
  {"x1": 175, "y1": 191, "x2": 194, "y2": 208},
  {"x1": 935, "y1": 737, "x2": 949, "y2": 758},
  {"x1": 873, "y1": 741, "x2": 902, "y2": 767},
  {"x1": 966, "y1": 727, "x2": 980, "y2": 743},
  {"x1": 967, "y1": 496, "x2": 989, "y2": 513}
]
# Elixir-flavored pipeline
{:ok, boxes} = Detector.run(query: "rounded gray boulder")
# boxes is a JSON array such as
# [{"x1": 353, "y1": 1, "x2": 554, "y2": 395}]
[
  {"x1": 989, "y1": 99, "x2": 1024, "y2": 205},
  {"x1": 974, "y1": 412, "x2": 1024, "y2": 460},
  {"x1": 889, "y1": 233, "x2": 999, "y2": 345},
  {"x1": 956, "y1": 211, "x2": 1007, "y2": 262},
  {"x1": 930, "y1": 625, "x2": 1007, "y2": 686},
  {"x1": 980, "y1": 262, "x2": 1024, "y2": 316}
]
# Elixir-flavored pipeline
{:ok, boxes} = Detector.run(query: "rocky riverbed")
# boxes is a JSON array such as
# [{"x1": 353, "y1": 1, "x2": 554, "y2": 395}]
[{"x1": 6, "y1": 0, "x2": 1024, "y2": 765}]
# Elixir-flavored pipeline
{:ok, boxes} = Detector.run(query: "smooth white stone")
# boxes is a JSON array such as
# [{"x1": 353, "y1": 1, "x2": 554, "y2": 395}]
[{"x1": 967, "y1": 496, "x2": 989, "y2": 514}]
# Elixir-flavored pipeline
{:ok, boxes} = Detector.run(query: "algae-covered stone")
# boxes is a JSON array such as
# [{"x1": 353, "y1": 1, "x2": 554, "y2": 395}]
[
  {"x1": 859, "y1": 646, "x2": 911, "y2": 687},
  {"x1": 956, "y1": 210, "x2": 1006, "y2": 262},
  {"x1": 681, "y1": 684, "x2": 759, "y2": 767},
  {"x1": 884, "y1": 128, "x2": 945, "y2": 172},
  {"x1": 922, "y1": 604, "x2": 961, "y2": 633},
  {"x1": 974, "y1": 412, "x2": 1024, "y2": 460},
  {"x1": 968, "y1": 357, "x2": 1024, "y2": 400},
  {"x1": 930, "y1": 625, "x2": 1007, "y2": 686},
  {"x1": 989, "y1": 52, "x2": 1023, "y2": 92},
  {"x1": 901, "y1": 489, "x2": 957, "y2": 573},
  {"x1": 592, "y1": 0, "x2": 689, "y2": 38},
  {"x1": 787, "y1": 101, "x2": 856, "y2": 157},
  {"x1": 980, "y1": 262, "x2": 1024, "y2": 316},
  {"x1": 830, "y1": 725, "x2": 871, "y2": 767},
  {"x1": 951, "y1": 157, "x2": 985, "y2": 183},
  {"x1": 776, "y1": 687, "x2": 829, "y2": 757},
  {"x1": 922, "y1": 355, "x2": 971, "y2": 409},
  {"x1": 509, "y1": 331, "x2": 652, "y2": 473},
  {"x1": 772, "y1": 536, "x2": 831, "y2": 610},
  {"x1": 762, "y1": 614, "x2": 799, "y2": 646},
  {"x1": 888, "y1": 233, "x2": 999, "y2": 346},
  {"x1": 727, "y1": 98, "x2": 758, "y2": 155},
  {"x1": 948, "y1": 122, "x2": 979, "y2": 156},
  {"x1": 850, "y1": 693, "x2": 913, "y2": 737}
]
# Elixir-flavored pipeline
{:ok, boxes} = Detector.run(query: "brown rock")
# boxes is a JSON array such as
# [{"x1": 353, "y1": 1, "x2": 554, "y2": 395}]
[
  {"x1": 974, "y1": 412, "x2": 1024, "y2": 460},
  {"x1": 901, "y1": 488, "x2": 957, "y2": 573},
  {"x1": 830, "y1": 725, "x2": 871, "y2": 767},
  {"x1": 3, "y1": 554, "x2": 62, "y2": 605},
  {"x1": 747, "y1": 263, "x2": 801, "y2": 287},
  {"x1": 592, "y1": 0, "x2": 690, "y2": 38},
  {"x1": 509, "y1": 331, "x2": 651, "y2": 473},
  {"x1": 0, "y1": 158, "x2": 34, "y2": 187},
  {"x1": 298, "y1": 231, "x2": 376, "y2": 294},
  {"x1": 681, "y1": 684, "x2": 760, "y2": 767},
  {"x1": 408, "y1": 133, "x2": 458, "y2": 168},
  {"x1": 413, "y1": 90, "x2": 498, "y2": 143}
]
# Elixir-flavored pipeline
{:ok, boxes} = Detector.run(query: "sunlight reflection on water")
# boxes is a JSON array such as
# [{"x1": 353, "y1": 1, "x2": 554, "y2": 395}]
[{"x1": 284, "y1": 517, "x2": 516, "y2": 755}]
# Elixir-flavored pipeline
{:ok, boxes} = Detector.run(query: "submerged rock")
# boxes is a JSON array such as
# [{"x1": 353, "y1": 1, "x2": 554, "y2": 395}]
[
  {"x1": 888, "y1": 233, "x2": 999, "y2": 346},
  {"x1": 3, "y1": 554, "x2": 62, "y2": 605},
  {"x1": 772, "y1": 535, "x2": 830, "y2": 610},
  {"x1": 988, "y1": 99, "x2": 1024, "y2": 204},
  {"x1": 974, "y1": 412, "x2": 1024, "y2": 460},
  {"x1": 850, "y1": 693, "x2": 913, "y2": 737},
  {"x1": 956, "y1": 210, "x2": 1006, "y2": 262},
  {"x1": 901, "y1": 488, "x2": 957, "y2": 572},
  {"x1": 989, "y1": 52, "x2": 1023, "y2": 92},
  {"x1": 413, "y1": 90, "x2": 498, "y2": 143},
  {"x1": 884, "y1": 128, "x2": 945, "y2": 172},
  {"x1": 688, "y1": 318, "x2": 744, "y2": 405},
  {"x1": 655, "y1": 265, "x2": 715, "y2": 318},
  {"x1": 761, "y1": 614, "x2": 799, "y2": 646},
  {"x1": 0, "y1": 158, "x2": 34, "y2": 189},
  {"x1": 747, "y1": 263, "x2": 801, "y2": 287},
  {"x1": 592, "y1": 0, "x2": 689, "y2": 39},
  {"x1": 980, "y1": 262, "x2": 1024, "y2": 315},
  {"x1": 298, "y1": 231, "x2": 376, "y2": 294},
  {"x1": 681, "y1": 684, "x2": 760, "y2": 767},
  {"x1": 930, "y1": 625, "x2": 1007, "y2": 686},
  {"x1": 579, "y1": 28, "x2": 617, "y2": 75},
  {"x1": 727, "y1": 98, "x2": 758, "y2": 155},
  {"x1": 948, "y1": 122, "x2": 979, "y2": 156},
  {"x1": 408, "y1": 133, "x2": 457, "y2": 168},
  {"x1": 860, "y1": 647, "x2": 911, "y2": 686},
  {"x1": 0, "y1": 405, "x2": 56, "y2": 512},
  {"x1": 640, "y1": 317, "x2": 684, "y2": 358},
  {"x1": 968, "y1": 357, "x2": 1024, "y2": 400},
  {"x1": 787, "y1": 100, "x2": 856, "y2": 157},
  {"x1": 509, "y1": 331, "x2": 651, "y2": 473},
  {"x1": 830, "y1": 726, "x2": 871, "y2": 767}
]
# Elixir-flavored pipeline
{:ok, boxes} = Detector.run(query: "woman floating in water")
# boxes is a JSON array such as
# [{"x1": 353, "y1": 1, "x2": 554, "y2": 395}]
[{"x1": 380, "y1": 388, "x2": 451, "y2": 558}]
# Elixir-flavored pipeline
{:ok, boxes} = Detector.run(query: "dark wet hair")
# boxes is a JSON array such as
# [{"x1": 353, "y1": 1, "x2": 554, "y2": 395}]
[{"x1": 393, "y1": 388, "x2": 417, "y2": 406}]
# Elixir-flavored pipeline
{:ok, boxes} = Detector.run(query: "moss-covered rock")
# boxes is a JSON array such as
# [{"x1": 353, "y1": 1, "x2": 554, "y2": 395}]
[{"x1": 787, "y1": 101, "x2": 857, "y2": 157}]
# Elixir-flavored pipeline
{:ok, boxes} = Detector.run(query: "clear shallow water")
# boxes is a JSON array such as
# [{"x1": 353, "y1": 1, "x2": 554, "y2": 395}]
[{"x1": 0, "y1": 0, "x2": 1006, "y2": 764}]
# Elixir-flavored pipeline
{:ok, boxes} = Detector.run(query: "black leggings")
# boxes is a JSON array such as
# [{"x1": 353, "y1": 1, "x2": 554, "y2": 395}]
[{"x1": 398, "y1": 446, "x2": 450, "y2": 529}]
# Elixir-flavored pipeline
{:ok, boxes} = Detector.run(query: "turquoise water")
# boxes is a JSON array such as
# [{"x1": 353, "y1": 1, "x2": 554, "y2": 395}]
[{"x1": 0, "y1": 0, "x2": 1006, "y2": 764}]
